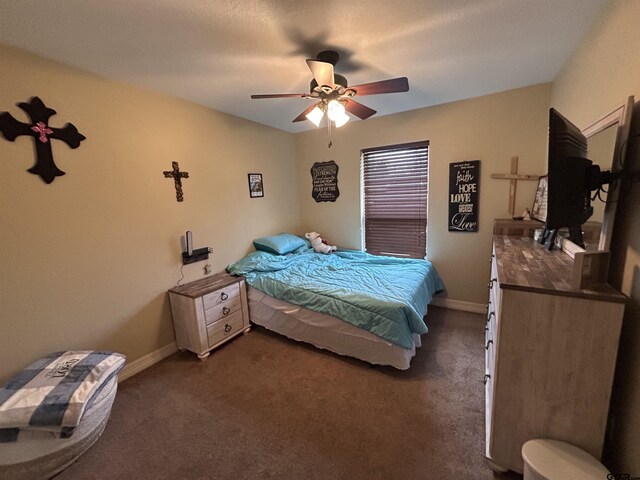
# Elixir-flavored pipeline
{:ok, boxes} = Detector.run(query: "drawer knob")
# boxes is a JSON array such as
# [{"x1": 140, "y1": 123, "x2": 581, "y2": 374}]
[
  {"x1": 222, "y1": 307, "x2": 230, "y2": 316},
  {"x1": 220, "y1": 292, "x2": 229, "y2": 301},
  {"x1": 483, "y1": 374, "x2": 491, "y2": 384},
  {"x1": 485, "y1": 339, "x2": 493, "y2": 350},
  {"x1": 224, "y1": 323, "x2": 232, "y2": 333}
]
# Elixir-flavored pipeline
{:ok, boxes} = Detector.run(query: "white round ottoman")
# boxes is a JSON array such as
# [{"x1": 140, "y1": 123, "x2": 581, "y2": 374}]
[
  {"x1": 522, "y1": 439, "x2": 610, "y2": 480},
  {"x1": 0, "y1": 376, "x2": 118, "y2": 480}
]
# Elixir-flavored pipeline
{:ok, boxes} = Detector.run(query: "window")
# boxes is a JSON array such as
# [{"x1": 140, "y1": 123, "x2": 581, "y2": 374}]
[{"x1": 361, "y1": 141, "x2": 429, "y2": 259}]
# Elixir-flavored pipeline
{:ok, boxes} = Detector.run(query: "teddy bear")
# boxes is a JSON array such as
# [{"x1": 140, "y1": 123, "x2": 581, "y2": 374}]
[{"x1": 304, "y1": 232, "x2": 337, "y2": 254}]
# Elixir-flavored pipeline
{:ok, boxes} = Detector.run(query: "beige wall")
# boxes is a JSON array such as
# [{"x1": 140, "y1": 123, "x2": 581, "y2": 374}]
[
  {"x1": 295, "y1": 83, "x2": 551, "y2": 305},
  {"x1": 4, "y1": 3, "x2": 637, "y2": 467},
  {"x1": 551, "y1": 0, "x2": 640, "y2": 474},
  {"x1": 0, "y1": 44, "x2": 299, "y2": 383}
]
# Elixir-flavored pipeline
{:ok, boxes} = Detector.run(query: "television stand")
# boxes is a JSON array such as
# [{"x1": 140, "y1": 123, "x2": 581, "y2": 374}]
[
  {"x1": 567, "y1": 225, "x2": 585, "y2": 248},
  {"x1": 538, "y1": 226, "x2": 586, "y2": 250},
  {"x1": 538, "y1": 227, "x2": 558, "y2": 251}
]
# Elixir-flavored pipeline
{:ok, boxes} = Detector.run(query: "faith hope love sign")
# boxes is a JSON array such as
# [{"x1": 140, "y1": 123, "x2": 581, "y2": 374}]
[{"x1": 448, "y1": 160, "x2": 480, "y2": 232}]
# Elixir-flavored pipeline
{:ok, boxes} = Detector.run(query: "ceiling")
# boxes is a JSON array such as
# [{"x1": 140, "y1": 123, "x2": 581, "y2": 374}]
[{"x1": 0, "y1": 0, "x2": 608, "y2": 133}]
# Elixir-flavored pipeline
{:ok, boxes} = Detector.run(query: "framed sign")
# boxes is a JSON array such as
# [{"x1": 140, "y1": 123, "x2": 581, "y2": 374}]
[
  {"x1": 248, "y1": 173, "x2": 264, "y2": 198},
  {"x1": 531, "y1": 175, "x2": 548, "y2": 222},
  {"x1": 448, "y1": 160, "x2": 480, "y2": 232},
  {"x1": 311, "y1": 160, "x2": 340, "y2": 202}
]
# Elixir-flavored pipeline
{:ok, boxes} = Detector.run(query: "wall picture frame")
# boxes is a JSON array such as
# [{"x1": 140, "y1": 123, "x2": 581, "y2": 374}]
[{"x1": 248, "y1": 173, "x2": 264, "y2": 198}]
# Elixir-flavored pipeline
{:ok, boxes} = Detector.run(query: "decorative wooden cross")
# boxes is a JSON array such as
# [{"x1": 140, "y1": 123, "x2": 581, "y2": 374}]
[
  {"x1": 0, "y1": 97, "x2": 86, "y2": 184},
  {"x1": 163, "y1": 161, "x2": 189, "y2": 202},
  {"x1": 490, "y1": 156, "x2": 540, "y2": 215}
]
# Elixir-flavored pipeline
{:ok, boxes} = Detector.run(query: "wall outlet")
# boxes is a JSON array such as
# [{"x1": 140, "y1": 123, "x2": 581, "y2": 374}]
[{"x1": 204, "y1": 264, "x2": 212, "y2": 275}]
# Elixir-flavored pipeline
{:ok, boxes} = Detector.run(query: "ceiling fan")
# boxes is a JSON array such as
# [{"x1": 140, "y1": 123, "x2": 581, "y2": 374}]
[{"x1": 251, "y1": 50, "x2": 409, "y2": 129}]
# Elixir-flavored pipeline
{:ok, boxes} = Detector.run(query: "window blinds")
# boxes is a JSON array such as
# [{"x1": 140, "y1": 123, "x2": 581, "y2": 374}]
[{"x1": 361, "y1": 141, "x2": 429, "y2": 259}]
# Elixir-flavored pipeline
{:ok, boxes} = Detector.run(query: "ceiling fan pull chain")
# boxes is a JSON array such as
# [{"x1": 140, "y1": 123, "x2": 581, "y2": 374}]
[{"x1": 327, "y1": 118, "x2": 332, "y2": 148}]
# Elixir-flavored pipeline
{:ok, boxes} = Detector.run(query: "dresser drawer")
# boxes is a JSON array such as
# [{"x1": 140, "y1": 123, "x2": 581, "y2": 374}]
[
  {"x1": 486, "y1": 327, "x2": 496, "y2": 374},
  {"x1": 485, "y1": 367, "x2": 494, "y2": 458},
  {"x1": 202, "y1": 283, "x2": 240, "y2": 310},
  {"x1": 204, "y1": 296, "x2": 241, "y2": 325},
  {"x1": 489, "y1": 287, "x2": 500, "y2": 327},
  {"x1": 489, "y1": 257, "x2": 501, "y2": 322},
  {"x1": 206, "y1": 310, "x2": 244, "y2": 347}
]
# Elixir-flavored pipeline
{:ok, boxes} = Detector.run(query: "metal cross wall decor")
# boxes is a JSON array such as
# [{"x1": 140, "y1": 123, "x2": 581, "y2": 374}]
[
  {"x1": 0, "y1": 97, "x2": 86, "y2": 184},
  {"x1": 163, "y1": 161, "x2": 189, "y2": 202}
]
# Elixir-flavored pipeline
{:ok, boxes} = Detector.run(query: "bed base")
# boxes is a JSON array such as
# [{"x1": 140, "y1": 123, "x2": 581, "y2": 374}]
[{"x1": 247, "y1": 287, "x2": 421, "y2": 370}]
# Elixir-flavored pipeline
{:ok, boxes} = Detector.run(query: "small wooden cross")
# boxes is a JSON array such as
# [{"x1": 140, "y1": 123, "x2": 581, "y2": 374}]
[
  {"x1": 163, "y1": 161, "x2": 189, "y2": 202},
  {"x1": 491, "y1": 156, "x2": 540, "y2": 215}
]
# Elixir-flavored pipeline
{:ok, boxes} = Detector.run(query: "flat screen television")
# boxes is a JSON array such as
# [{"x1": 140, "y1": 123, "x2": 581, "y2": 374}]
[{"x1": 536, "y1": 108, "x2": 605, "y2": 249}]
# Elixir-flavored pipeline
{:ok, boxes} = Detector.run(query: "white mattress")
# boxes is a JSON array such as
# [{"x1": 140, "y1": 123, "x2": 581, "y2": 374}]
[
  {"x1": 248, "y1": 286, "x2": 421, "y2": 370},
  {"x1": 0, "y1": 376, "x2": 118, "y2": 480}
]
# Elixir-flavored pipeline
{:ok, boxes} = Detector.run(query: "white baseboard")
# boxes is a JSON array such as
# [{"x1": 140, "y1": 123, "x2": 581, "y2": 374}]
[
  {"x1": 431, "y1": 297, "x2": 486, "y2": 314},
  {"x1": 118, "y1": 342, "x2": 178, "y2": 382}
]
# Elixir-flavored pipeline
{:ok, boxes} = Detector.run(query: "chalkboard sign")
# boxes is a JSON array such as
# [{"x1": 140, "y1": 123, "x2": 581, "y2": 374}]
[
  {"x1": 448, "y1": 160, "x2": 480, "y2": 232},
  {"x1": 311, "y1": 160, "x2": 340, "y2": 202}
]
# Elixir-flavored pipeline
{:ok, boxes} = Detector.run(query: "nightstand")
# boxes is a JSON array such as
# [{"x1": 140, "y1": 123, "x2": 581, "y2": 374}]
[{"x1": 168, "y1": 272, "x2": 250, "y2": 359}]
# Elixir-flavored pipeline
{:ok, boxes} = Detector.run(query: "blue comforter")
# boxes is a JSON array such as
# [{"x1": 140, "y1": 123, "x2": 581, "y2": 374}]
[{"x1": 227, "y1": 249, "x2": 444, "y2": 349}]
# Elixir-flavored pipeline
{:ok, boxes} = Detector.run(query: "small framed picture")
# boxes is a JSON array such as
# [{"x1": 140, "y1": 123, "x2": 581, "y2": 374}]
[
  {"x1": 532, "y1": 175, "x2": 548, "y2": 222},
  {"x1": 248, "y1": 173, "x2": 264, "y2": 198}
]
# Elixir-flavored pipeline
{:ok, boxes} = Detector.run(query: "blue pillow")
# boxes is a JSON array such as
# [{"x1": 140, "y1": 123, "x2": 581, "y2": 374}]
[{"x1": 253, "y1": 233, "x2": 307, "y2": 255}]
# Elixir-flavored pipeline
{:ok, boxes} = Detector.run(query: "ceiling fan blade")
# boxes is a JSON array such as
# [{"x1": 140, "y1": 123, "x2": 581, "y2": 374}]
[
  {"x1": 306, "y1": 59, "x2": 334, "y2": 87},
  {"x1": 293, "y1": 103, "x2": 321, "y2": 123},
  {"x1": 344, "y1": 99, "x2": 377, "y2": 120},
  {"x1": 251, "y1": 93, "x2": 307, "y2": 99},
  {"x1": 350, "y1": 77, "x2": 409, "y2": 96}
]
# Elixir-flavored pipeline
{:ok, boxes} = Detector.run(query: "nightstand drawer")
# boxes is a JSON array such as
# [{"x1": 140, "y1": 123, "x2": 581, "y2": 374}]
[
  {"x1": 202, "y1": 283, "x2": 240, "y2": 310},
  {"x1": 207, "y1": 310, "x2": 244, "y2": 346},
  {"x1": 204, "y1": 296, "x2": 241, "y2": 325}
]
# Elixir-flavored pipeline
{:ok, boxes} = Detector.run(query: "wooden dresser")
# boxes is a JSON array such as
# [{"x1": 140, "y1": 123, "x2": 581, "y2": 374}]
[
  {"x1": 168, "y1": 272, "x2": 250, "y2": 359},
  {"x1": 485, "y1": 236, "x2": 626, "y2": 473}
]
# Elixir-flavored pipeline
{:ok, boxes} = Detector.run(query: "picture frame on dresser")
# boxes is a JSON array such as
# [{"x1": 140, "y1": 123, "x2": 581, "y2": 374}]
[{"x1": 531, "y1": 175, "x2": 548, "y2": 222}]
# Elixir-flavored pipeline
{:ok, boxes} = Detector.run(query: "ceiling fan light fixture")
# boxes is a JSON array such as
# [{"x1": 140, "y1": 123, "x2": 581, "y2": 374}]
[
  {"x1": 251, "y1": 52, "x2": 409, "y2": 133},
  {"x1": 306, "y1": 105, "x2": 325, "y2": 127},
  {"x1": 327, "y1": 100, "x2": 346, "y2": 121},
  {"x1": 333, "y1": 111, "x2": 349, "y2": 128}
]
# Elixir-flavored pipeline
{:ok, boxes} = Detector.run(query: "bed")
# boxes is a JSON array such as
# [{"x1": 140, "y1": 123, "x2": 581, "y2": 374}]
[{"x1": 226, "y1": 235, "x2": 444, "y2": 369}]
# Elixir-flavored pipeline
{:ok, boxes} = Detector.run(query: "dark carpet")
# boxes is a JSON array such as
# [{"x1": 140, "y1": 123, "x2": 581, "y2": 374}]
[{"x1": 56, "y1": 306, "x2": 522, "y2": 480}]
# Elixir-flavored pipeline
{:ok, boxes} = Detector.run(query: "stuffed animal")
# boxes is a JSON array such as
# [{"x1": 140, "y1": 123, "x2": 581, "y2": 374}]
[{"x1": 305, "y1": 232, "x2": 337, "y2": 254}]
